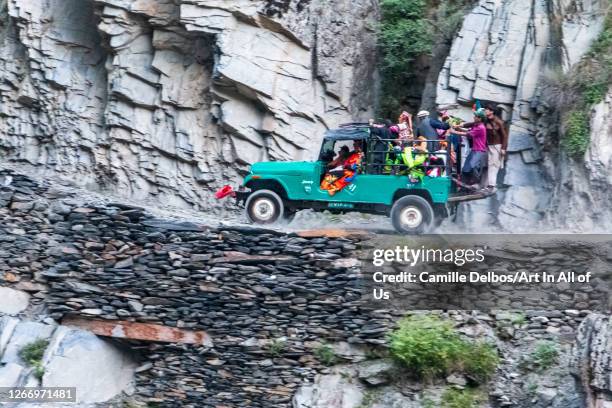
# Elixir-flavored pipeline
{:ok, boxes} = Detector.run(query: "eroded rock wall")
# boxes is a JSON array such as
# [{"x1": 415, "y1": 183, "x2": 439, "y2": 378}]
[
  {"x1": 0, "y1": 0, "x2": 378, "y2": 212},
  {"x1": 2, "y1": 168, "x2": 611, "y2": 407},
  {"x1": 546, "y1": 89, "x2": 612, "y2": 231},
  {"x1": 436, "y1": 0, "x2": 609, "y2": 232},
  {"x1": 0, "y1": 168, "x2": 391, "y2": 407}
]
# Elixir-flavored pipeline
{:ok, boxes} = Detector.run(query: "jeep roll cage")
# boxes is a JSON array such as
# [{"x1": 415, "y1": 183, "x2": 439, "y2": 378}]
[{"x1": 319, "y1": 123, "x2": 457, "y2": 178}]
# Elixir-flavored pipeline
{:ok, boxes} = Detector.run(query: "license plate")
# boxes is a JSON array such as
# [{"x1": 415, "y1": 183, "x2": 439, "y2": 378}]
[{"x1": 328, "y1": 202, "x2": 354, "y2": 209}]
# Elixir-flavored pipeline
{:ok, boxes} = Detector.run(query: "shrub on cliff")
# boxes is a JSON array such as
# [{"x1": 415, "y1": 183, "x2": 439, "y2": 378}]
[
  {"x1": 314, "y1": 343, "x2": 337, "y2": 366},
  {"x1": 520, "y1": 341, "x2": 560, "y2": 372},
  {"x1": 377, "y1": 0, "x2": 474, "y2": 117},
  {"x1": 19, "y1": 339, "x2": 49, "y2": 380},
  {"x1": 440, "y1": 387, "x2": 487, "y2": 408},
  {"x1": 563, "y1": 110, "x2": 591, "y2": 157},
  {"x1": 378, "y1": 0, "x2": 433, "y2": 115},
  {"x1": 544, "y1": 10, "x2": 611, "y2": 158},
  {"x1": 388, "y1": 315, "x2": 498, "y2": 382},
  {"x1": 379, "y1": 0, "x2": 433, "y2": 77}
]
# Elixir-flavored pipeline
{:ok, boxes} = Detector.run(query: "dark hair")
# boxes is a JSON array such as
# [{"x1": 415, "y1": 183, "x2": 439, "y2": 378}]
[
  {"x1": 484, "y1": 103, "x2": 496, "y2": 112},
  {"x1": 340, "y1": 146, "x2": 350, "y2": 152}
]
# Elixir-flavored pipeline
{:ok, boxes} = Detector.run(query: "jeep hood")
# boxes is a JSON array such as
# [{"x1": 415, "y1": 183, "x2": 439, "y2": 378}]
[{"x1": 249, "y1": 161, "x2": 318, "y2": 176}]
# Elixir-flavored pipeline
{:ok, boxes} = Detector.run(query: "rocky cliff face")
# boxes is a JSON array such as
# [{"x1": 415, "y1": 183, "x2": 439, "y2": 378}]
[
  {"x1": 0, "y1": 0, "x2": 378, "y2": 212},
  {"x1": 436, "y1": 0, "x2": 610, "y2": 232},
  {"x1": 0, "y1": 0, "x2": 608, "y2": 231}
]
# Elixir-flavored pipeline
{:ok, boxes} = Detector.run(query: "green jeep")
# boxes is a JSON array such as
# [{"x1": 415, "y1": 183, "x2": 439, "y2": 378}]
[{"x1": 231, "y1": 124, "x2": 488, "y2": 234}]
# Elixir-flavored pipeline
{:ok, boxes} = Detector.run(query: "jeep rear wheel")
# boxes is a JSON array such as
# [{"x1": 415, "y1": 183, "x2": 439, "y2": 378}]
[
  {"x1": 391, "y1": 195, "x2": 434, "y2": 234},
  {"x1": 245, "y1": 190, "x2": 284, "y2": 225}
]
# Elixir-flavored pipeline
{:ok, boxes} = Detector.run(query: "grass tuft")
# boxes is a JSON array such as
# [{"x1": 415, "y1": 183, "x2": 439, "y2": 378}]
[
  {"x1": 530, "y1": 341, "x2": 559, "y2": 371},
  {"x1": 19, "y1": 339, "x2": 49, "y2": 380},
  {"x1": 314, "y1": 343, "x2": 337, "y2": 366},
  {"x1": 563, "y1": 110, "x2": 591, "y2": 158},
  {"x1": 441, "y1": 387, "x2": 487, "y2": 408},
  {"x1": 268, "y1": 339, "x2": 287, "y2": 357}
]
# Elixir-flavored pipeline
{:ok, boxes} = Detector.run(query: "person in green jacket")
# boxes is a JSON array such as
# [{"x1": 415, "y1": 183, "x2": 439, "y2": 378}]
[
  {"x1": 384, "y1": 138, "x2": 427, "y2": 182},
  {"x1": 400, "y1": 144, "x2": 427, "y2": 183}
]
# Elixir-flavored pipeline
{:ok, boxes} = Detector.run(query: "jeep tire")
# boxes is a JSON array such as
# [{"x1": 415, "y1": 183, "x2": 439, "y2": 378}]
[
  {"x1": 390, "y1": 195, "x2": 435, "y2": 234},
  {"x1": 245, "y1": 190, "x2": 284, "y2": 225}
]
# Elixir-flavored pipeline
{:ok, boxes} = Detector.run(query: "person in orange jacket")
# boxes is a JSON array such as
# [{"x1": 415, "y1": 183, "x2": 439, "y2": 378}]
[{"x1": 321, "y1": 140, "x2": 363, "y2": 196}]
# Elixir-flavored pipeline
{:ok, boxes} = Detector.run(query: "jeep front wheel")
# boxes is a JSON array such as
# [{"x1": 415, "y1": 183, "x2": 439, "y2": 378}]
[
  {"x1": 390, "y1": 195, "x2": 434, "y2": 234},
  {"x1": 245, "y1": 190, "x2": 284, "y2": 225}
]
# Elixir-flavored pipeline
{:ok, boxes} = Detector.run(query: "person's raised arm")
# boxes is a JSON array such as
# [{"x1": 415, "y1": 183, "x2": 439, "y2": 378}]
[
  {"x1": 450, "y1": 124, "x2": 468, "y2": 136},
  {"x1": 430, "y1": 118, "x2": 450, "y2": 130}
]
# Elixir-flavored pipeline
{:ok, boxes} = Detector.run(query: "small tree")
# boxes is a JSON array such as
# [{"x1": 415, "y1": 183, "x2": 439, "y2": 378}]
[{"x1": 378, "y1": 0, "x2": 434, "y2": 117}]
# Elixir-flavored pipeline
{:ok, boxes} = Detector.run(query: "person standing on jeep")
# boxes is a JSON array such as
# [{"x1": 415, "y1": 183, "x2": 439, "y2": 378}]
[
  {"x1": 450, "y1": 109, "x2": 488, "y2": 188},
  {"x1": 415, "y1": 110, "x2": 450, "y2": 151},
  {"x1": 483, "y1": 104, "x2": 509, "y2": 192}
]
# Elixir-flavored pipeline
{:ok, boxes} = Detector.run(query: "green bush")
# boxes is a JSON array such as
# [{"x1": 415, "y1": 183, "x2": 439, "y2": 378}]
[
  {"x1": 530, "y1": 341, "x2": 559, "y2": 371},
  {"x1": 19, "y1": 339, "x2": 49, "y2": 380},
  {"x1": 461, "y1": 342, "x2": 500, "y2": 383},
  {"x1": 388, "y1": 315, "x2": 464, "y2": 379},
  {"x1": 379, "y1": 5, "x2": 433, "y2": 75},
  {"x1": 511, "y1": 312, "x2": 527, "y2": 326},
  {"x1": 583, "y1": 81, "x2": 608, "y2": 105},
  {"x1": 388, "y1": 315, "x2": 499, "y2": 381},
  {"x1": 441, "y1": 388, "x2": 487, "y2": 408},
  {"x1": 378, "y1": 0, "x2": 433, "y2": 117},
  {"x1": 563, "y1": 110, "x2": 591, "y2": 158}
]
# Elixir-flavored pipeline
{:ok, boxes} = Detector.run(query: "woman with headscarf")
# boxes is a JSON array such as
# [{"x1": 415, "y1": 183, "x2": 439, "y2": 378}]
[{"x1": 397, "y1": 111, "x2": 413, "y2": 143}]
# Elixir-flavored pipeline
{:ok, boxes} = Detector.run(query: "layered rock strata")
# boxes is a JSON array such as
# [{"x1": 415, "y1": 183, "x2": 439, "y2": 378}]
[
  {"x1": 0, "y1": 0, "x2": 378, "y2": 212},
  {"x1": 436, "y1": 0, "x2": 609, "y2": 231}
]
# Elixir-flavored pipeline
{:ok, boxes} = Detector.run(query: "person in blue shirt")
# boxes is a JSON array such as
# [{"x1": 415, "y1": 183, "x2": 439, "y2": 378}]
[{"x1": 415, "y1": 110, "x2": 450, "y2": 151}]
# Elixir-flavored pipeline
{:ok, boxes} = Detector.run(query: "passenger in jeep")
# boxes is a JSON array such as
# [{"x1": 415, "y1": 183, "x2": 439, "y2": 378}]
[
  {"x1": 320, "y1": 141, "x2": 363, "y2": 196},
  {"x1": 326, "y1": 145, "x2": 351, "y2": 177}
]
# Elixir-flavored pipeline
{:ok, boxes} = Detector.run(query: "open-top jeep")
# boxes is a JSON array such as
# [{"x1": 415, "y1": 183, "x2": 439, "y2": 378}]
[{"x1": 223, "y1": 124, "x2": 492, "y2": 234}]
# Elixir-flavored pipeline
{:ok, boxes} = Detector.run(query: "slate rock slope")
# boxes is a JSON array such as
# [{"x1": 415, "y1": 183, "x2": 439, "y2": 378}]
[
  {"x1": 0, "y1": 0, "x2": 378, "y2": 211},
  {"x1": 0, "y1": 318, "x2": 136, "y2": 403},
  {"x1": 437, "y1": 0, "x2": 610, "y2": 232}
]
